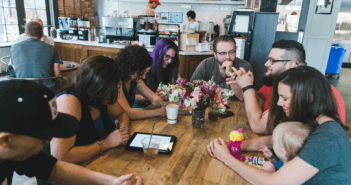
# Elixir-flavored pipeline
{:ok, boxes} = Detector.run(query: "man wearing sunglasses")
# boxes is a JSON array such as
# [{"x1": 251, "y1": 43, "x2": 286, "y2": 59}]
[
  {"x1": 226, "y1": 40, "x2": 345, "y2": 135},
  {"x1": 190, "y1": 35, "x2": 252, "y2": 101}
]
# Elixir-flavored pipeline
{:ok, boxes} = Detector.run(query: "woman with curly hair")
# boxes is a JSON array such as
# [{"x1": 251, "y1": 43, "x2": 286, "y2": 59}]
[
  {"x1": 144, "y1": 38, "x2": 179, "y2": 93},
  {"x1": 51, "y1": 55, "x2": 130, "y2": 164},
  {"x1": 115, "y1": 45, "x2": 166, "y2": 120}
]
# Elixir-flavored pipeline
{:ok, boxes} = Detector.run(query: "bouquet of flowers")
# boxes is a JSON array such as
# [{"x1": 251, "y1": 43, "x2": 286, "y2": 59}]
[{"x1": 157, "y1": 75, "x2": 234, "y2": 113}]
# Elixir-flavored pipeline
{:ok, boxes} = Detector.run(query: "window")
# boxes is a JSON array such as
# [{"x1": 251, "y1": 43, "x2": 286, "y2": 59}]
[
  {"x1": 0, "y1": 0, "x2": 56, "y2": 43},
  {"x1": 24, "y1": 0, "x2": 50, "y2": 36},
  {"x1": 276, "y1": 0, "x2": 304, "y2": 33},
  {"x1": 0, "y1": 0, "x2": 19, "y2": 42},
  {"x1": 333, "y1": 12, "x2": 351, "y2": 43}
]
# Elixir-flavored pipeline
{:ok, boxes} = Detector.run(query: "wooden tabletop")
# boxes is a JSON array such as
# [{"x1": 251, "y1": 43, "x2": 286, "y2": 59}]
[
  {"x1": 60, "y1": 61, "x2": 80, "y2": 71},
  {"x1": 81, "y1": 100, "x2": 263, "y2": 185}
]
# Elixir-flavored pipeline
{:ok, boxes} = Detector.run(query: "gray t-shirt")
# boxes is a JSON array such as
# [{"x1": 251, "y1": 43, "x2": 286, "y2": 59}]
[
  {"x1": 298, "y1": 121, "x2": 351, "y2": 184},
  {"x1": 190, "y1": 57, "x2": 252, "y2": 89},
  {"x1": 11, "y1": 38, "x2": 60, "y2": 91}
]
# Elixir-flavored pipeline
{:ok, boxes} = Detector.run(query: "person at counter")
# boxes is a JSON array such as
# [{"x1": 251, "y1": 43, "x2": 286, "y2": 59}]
[
  {"x1": 142, "y1": 0, "x2": 161, "y2": 16},
  {"x1": 14, "y1": 18, "x2": 54, "y2": 46},
  {"x1": 51, "y1": 56, "x2": 130, "y2": 164},
  {"x1": 0, "y1": 80, "x2": 143, "y2": 185},
  {"x1": 143, "y1": 38, "x2": 179, "y2": 98},
  {"x1": 187, "y1": 10, "x2": 200, "y2": 32},
  {"x1": 190, "y1": 35, "x2": 252, "y2": 101},
  {"x1": 11, "y1": 21, "x2": 60, "y2": 92},
  {"x1": 115, "y1": 45, "x2": 167, "y2": 120}
]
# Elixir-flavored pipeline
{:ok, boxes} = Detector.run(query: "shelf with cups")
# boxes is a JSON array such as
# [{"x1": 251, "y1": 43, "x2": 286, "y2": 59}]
[{"x1": 116, "y1": 0, "x2": 245, "y2": 5}]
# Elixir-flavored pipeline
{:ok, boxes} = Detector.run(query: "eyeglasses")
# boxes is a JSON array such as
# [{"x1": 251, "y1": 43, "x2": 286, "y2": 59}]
[
  {"x1": 164, "y1": 54, "x2": 177, "y2": 62},
  {"x1": 267, "y1": 58, "x2": 293, "y2": 63},
  {"x1": 216, "y1": 50, "x2": 236, "y2": 56}
]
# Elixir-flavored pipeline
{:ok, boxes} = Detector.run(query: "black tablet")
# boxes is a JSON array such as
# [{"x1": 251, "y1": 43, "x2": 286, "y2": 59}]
[{"x1": 125, "y1": 132, "x2": 177, "y2": 154}]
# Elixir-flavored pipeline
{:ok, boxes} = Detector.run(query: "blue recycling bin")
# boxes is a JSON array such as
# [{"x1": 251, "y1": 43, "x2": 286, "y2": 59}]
[{"x1": 325, "y1": 46, "x2": 347, "y2": 79}]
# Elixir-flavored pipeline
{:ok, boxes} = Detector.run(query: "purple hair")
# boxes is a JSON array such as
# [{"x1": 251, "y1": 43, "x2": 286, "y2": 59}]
[{"x1": 149, "y1": 38, "x2": 178, "y2": 91}]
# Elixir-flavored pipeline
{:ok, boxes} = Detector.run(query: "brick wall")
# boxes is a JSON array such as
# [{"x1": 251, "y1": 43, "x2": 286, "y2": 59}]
[{"x1": 58, "y1": 0, "x2": 96, "y2": 28}]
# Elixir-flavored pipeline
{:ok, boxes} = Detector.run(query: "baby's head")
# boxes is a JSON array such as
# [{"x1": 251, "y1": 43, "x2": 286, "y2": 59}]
[{"x1": 272, "y1": 121, "x2": 311, "y2": 162}]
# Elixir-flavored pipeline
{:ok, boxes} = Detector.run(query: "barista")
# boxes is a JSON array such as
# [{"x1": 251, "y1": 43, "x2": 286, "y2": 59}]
[
  {"x1": 142, "y1": 0, "x2": 161, "y2": 30},
  {"x1": 142, "y1": 0, "x2": 161, "y2": 16},
  {"x1": 187, "y1": 10, "x2": 200, "y2": 33}
]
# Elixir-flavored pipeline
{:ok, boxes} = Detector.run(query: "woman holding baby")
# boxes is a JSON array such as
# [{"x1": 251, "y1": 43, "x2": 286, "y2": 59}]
[{"x1": 207, "y1": 66, "x2": 351, "y2": 184}]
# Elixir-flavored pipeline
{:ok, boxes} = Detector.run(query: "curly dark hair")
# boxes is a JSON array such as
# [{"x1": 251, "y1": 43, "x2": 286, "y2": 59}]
[{"x1": 115, "y1": 45, "x2": 153, "y2": 81}]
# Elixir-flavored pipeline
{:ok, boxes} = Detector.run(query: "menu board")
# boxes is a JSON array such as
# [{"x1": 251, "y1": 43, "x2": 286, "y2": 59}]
[
  {"x1": 155, "y1": 12, "x2": 183, "y2": 24},
  {"x1": 168, "y1": 12, "x2": 183, "y2": 23}
]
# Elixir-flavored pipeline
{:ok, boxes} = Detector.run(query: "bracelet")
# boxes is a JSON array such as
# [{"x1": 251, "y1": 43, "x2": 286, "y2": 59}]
[
  {"x1": 120, "y1": 126, "x2": 129, "y2": 130},
  {"x1": 242, "y1": 85, "x2": 254, "y2": 93},
  {"x1": 95, "y1": 141, "x2": 103, "y2": 154}
]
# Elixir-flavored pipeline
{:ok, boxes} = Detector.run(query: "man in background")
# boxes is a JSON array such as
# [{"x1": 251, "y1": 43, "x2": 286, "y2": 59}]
[
  {"x1": 191, "y1": 35, "x2": 252, "y2": 101},
  {"x1": 142, "y1": 0, "x2": 161, "y2": 16},
  {"x1": 186, "y1": 10, "x2": 200, "y2": 33},
  {"x1": 14, "y1": 18, "x2": 54, "y2": 46},
  {"x1": 11, "y1": 21, "x2": 60, "y2": 91}
]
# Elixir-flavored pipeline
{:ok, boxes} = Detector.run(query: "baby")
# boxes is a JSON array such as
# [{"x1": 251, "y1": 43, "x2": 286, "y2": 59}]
[{"x1": 260, "y1": 121, "x2": 312, "y2": 172}]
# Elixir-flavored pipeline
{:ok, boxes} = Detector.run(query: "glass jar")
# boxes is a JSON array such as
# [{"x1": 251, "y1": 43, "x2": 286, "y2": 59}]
[
  {"x1": 50, "y1": 27, "x2": 57, "y2": 39},
  {"x1": 192, "y1": 108, "x2": 206, "y2": 128}
]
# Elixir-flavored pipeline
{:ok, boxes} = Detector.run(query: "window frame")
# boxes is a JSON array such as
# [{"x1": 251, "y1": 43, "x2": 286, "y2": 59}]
[{"x1": 0, "y1": 0, "x2": 57, "y2": 43}]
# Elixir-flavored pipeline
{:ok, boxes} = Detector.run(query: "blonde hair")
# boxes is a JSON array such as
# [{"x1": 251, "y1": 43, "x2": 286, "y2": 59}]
[{"x1": 273, "y1": 121, "x2": 312, "y2": 161}]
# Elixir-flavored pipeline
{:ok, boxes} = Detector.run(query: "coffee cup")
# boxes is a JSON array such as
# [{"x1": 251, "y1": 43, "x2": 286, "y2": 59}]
[{"x1": 166, "y1": 104, "x2": 179, "y2": 124}]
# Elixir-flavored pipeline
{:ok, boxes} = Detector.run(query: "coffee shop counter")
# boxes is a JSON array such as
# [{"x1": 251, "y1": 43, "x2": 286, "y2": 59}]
[{"x1": 54, "y1": 39, "x2": 213, "y2": 81}]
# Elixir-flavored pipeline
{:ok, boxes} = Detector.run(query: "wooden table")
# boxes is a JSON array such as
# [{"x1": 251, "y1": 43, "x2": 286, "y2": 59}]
[
  {"x1": 60, "y1": 61, "x2": 80, "y2": 80},
  {"x1": 81, "y1": 100, "x2": 263, "y2": 185}
]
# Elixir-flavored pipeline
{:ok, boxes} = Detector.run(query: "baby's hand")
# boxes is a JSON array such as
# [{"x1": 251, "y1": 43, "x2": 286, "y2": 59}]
[
  {"x1": 261, "y1": 161, "x2": 276, "y2": 173},
  {"x1": 259, "y1": 144, "x2": 273, "y2": 159}
]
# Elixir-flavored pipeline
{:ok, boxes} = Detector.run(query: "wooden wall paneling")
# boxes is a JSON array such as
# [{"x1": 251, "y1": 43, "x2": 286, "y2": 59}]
[
  {"x1": 187, "y1": 55, "x2": 212, "y2": 81},
  {"x1": 54, "y1": 43, "x2": 88, "y2": 63},
  {"x1": 87, "y1": 46, "x2": 121, "y2": 59},
  {"x1": 178, "y1": 55, "x2": 189, "y2": 80}
]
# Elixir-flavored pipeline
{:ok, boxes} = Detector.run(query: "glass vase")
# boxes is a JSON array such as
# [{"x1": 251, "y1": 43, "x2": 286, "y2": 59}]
[
  {"x1": 208, "y1": 107, "x2": 219, "y2": 121},
  {"x1": 192, "y1": 108, "x2": 206, "y2": 128}
]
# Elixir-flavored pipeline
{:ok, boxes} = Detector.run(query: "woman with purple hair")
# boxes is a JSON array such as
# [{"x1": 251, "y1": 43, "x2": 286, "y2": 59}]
[{"x1": 144, "y1": 38, "x2": 179, "y2": 97}]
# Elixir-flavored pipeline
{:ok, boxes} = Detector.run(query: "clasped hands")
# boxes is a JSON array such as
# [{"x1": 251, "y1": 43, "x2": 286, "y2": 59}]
[{"x1": 224, "y1": 66, "x2": 254, "y2": 89}]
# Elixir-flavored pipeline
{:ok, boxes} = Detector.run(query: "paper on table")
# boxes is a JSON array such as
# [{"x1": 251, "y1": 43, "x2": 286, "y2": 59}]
[{"x1": 234, "y1": 15, "x2": 250, "y2": 33}]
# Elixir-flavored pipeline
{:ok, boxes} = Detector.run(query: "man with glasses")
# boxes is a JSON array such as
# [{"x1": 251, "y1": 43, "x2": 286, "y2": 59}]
[
  {"x1": 226, "y1": 40, "x2": 345, "y2": 134},
  {"x1": 190, "y1": 35, "x2": 252, "y2": 101}
]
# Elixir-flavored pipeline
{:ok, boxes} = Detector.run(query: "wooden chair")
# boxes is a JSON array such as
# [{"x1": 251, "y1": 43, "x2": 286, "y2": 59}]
[{"x1": 7, "y1": 75, "x2": 63, "y2": 92}]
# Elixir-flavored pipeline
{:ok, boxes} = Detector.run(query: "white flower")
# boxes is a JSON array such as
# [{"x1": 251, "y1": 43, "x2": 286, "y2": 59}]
[
  {"x1": 190, "y1": 90, "x2": 201, "y2": 102},
  {"x1": 184, "y1": 98, "x2": 198, "y2": 109},
  {"x1": 220, "y1": 88, "x2": 234, "y2": 97},
  {"x1": 218, "y1": 103, "x2": 226, "y2": 113}
]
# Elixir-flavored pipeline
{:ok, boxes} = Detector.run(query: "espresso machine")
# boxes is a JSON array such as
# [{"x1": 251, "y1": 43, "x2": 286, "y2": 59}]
[
  {"x1": 206, "y1": 22, "x2": 214, "y2": 42},
  {"x1": 58, "y1": 17, "x2": 69, "y2": 39},
  {"x1": 68, "y1": 16, "x2": 78, "y2": 40},
  {"x1": 78, "y1": 17, "x2": 90, "y2": 41},
  {"x1": 223, "y1": 15, "x2": 231, "y2": 35},
  {"x1": 137, "y1": 15, "x2": 157, "y2": 47},
  {"x1": 102, "y1": 16, "x2": 140, "y2": 43}
]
